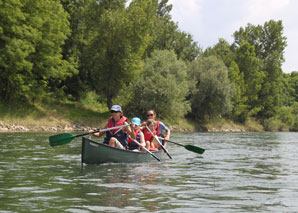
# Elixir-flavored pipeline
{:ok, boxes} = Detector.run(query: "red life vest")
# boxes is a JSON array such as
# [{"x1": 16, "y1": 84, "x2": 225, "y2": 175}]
[
  {"x1": 104, "y1": 116, "x2": 128, "y2": 147},
  {"x1": 143, "y1": 128, "x2": 156, "y2": 142},
  {"x1": 107, "y1": 116, "x2": 127, "y2": 134},
  {"x1": 143, "y1": 121, "x2": 160, "y2": 140},
  {"x1": 128, "y1": 129, "x2": 141, "y2": 143},
  {"x1": 155, "y1": 121, "x2": 160, "y2": 136}
]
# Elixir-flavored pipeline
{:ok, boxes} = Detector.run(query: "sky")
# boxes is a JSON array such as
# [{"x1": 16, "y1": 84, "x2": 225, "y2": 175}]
[{"x1": 168, "y1": 0, "x2": 298, "y2": 73}]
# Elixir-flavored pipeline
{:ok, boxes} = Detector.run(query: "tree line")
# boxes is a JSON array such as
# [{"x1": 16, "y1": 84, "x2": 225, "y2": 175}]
[{"x1": 1, "y1": 0, "x2": 297, "y2": 129}]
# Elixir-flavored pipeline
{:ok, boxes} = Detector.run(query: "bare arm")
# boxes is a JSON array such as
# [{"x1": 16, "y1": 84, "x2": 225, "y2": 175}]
[
  {"x1": 89, "y1": 125, "x2": 107, "y2": 137},
  {"x1": 164, "y1": 129, "x2": 170, "y2": 142},
  {"x1": 124, "y1": 122, "x2": 136, "y2": 140},
  {"x1": 139, "y1": 122, "x2": 146, "y2": 131},
  {"x1": 139, "y1": 131, "x2": 146, "y2": 147}
]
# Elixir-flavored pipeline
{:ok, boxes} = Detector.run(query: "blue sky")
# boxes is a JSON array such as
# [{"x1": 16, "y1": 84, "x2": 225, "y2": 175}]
[{"x1": 169, "y1": 0, "x2": 298, "y2": 73}]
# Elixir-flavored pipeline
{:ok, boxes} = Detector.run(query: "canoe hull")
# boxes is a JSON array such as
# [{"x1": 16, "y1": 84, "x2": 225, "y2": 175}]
[{"x1": 81, "y1": 137, "x2": 164, "y2": 164}]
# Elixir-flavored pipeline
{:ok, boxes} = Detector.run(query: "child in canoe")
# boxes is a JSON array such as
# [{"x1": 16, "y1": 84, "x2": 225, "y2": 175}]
[
  {"x1": 142, "y1": 119, "x2": 160, "y2": 151},
  {"x1": 127, "y1": 117, "x2": 146, "y2": 152}
]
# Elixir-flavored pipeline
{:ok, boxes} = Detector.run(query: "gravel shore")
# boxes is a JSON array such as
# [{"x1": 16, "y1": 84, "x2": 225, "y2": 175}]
[
  {"x1": 0, "y1": 121, "x2": 92, "y2": 132},
  {"x1": 0, "y1": 121, "x2": 246, "y2": 133}
]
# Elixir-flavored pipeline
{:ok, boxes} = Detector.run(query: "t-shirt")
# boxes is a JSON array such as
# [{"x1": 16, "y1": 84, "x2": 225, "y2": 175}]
[{"x1": 158, "y1": 121, "x2": 168, "y2": 136}]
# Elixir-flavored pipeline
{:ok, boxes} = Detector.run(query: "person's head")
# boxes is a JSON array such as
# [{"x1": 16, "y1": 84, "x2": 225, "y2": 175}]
[
  {"x1": 110, "y1": 105, "x2": 122, "y2": 120},
  {"x1": 131, "y1": 117, "x2": 141, "y2": 129},
  {"x1": 147, "y1": 109, "x2": 156, "y2": 120},
  {"x1": 146, "y1": 119, "x2": 156, "y2": 131}
]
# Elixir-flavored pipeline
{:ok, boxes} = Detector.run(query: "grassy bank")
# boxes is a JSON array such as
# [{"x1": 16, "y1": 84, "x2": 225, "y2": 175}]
[
  {"x1": 0, "y1": 101, "x2": 108, "y2": 129},
  {"x1": 0, "y1": 100, "x2": 266, "y2": 132}
]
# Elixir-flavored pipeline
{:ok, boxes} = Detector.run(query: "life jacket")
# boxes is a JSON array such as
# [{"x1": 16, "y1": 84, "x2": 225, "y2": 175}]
[
  {"x1": 142, "y1": 127, "x2": 157, "y2": 151},
  {"x1": 143, "y1": 128, "x2": 156, "y2": 143},
  {"x1": 155, "y1": 120, "x2": 166, "y2": 145},
  {"x1": 127, "y1": 129, "x2": 141, "y2": 150},
  {"x1": 155, "y1": 121, "x2": 160, "y2": 136},
  {"x1": 143, "y1": 121, "x2": 160, "y2": 142},
  {"x1": 104, "y1": 116, "x2": 128, "y2": 147}
]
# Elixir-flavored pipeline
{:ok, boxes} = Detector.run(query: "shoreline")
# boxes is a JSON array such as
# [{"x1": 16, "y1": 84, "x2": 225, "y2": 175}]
[
  {"x1": 0, "y1": 122, "x2": 91, "y2": 132},
  {"x1": 0, "y1": 121, "x2": 247, "y2": 133}
]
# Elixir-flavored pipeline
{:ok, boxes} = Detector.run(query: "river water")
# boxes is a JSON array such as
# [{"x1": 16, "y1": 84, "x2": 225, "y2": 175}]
[{"x1": 0, "y1": 132, "x2": 298, "y2": 212}]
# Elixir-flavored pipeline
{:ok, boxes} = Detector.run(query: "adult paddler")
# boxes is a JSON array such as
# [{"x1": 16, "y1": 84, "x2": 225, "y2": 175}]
[
  {"x1": 89, "y1": 105, "x2": 135, "y2": 149},
  {"x1": 140, "y1": 109, "x2": 171, "y2": 144}
]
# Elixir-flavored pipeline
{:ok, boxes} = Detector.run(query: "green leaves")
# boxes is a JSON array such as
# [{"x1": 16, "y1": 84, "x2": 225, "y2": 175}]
[
  {"x1": 188, "y1": 56, "x2": 233, "y2": 120},
  {"x1": 233, "y1": 20, "x2": 287, "y2": 120},
  {"x1": 81, "y1": 0, "x2": 157, "y2": 108},
  {"x1": 125, "y1": 50, "x2": 190, "y2": 121},
  {"x1": 0, "y1": 0, "x2": 75, "y2": 103}
]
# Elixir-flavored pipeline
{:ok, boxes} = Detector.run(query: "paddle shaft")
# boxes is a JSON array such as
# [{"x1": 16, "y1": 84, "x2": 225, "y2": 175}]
[
  {"x1": 158, "y1": 137, "x2": 184, "y2": 147},
  {"x1": 146, "y1": 126, "x2": 172, "y2": 159},
  {"x1": 128, "y1": 136, "x2": 161, "y2": 161},
  {"x1": 49, "y1": 124, "x2": 130, "y2": 147},
  {"x1": 90, "y1": 124, "x2": 130, "y2": 136},
  {"x1": 159, "y1": 137, "x2": 205, "y2": 154}
]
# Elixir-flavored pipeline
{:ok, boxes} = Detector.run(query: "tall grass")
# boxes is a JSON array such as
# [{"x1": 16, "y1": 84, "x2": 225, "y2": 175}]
[{"x1": 0, "y1": 93, "x2": 109, "y2": 128}]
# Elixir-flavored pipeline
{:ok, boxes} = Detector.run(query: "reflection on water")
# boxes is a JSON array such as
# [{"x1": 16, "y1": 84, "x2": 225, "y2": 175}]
[{"x1": 1, "y1": 132, "x2": 298, "y2": 212}]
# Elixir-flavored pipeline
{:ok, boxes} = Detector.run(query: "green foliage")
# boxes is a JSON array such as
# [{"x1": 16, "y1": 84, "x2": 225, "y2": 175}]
[
  {"x1": 123, "y1": 50, "x2": 190, "y2": 121},
  {"x1": 0, "y1": 0, "x2": 296, "y2": 131},
  {"x1": 280, "y1": 73, "x2": 295, "y2": 106},
  {"x1": 145, "y1": 0, "x2": 201, "y2": 61},
  {"x1": 263, "y1": 104, "x2": 298, "y2": 131},
  {"x1": 235, "y1": 41, "x2": 265, "y2": 120},
  {"x1": 233, "y1": 20, "x2": 287, "y2": 120},
  {"x1": 263, "y1": 117, "x2": 285, "y2": 131},
  {"x1": 291, "y1": 102, "x2": 298, "y2": 130},
  {"x1": 203, "y1": 39, "x2": 247, "y2": 122},
  {"x1": 203, "y1": 38, "x2": 234, "y2": 66},
  {"x1": 188, "y1": 56, "x2": 233, "y2": 120},
  {"x1": 289, "y1": 71, "x2": 298, "y2": 102},
  {"x1": 0, "y1": 0, "x2": 76, "y2": 103},
  {"x1": 79, "y1": 91, "x2": 106, "y2": 112},
  {"x1": 82, "y1": 0, "x2": 157, "y2": 109},
  {"x1": 277, "y1": 106, "x2": 294, "y2": 126}
]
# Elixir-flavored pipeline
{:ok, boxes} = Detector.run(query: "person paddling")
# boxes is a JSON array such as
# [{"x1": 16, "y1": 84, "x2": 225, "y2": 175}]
[
  {"x1": 142, "y1": 119, "x2": 159, "y2": 151},
  {"x1": 141, "y1": 109, "x2": 171, "y2": 144},
  {"x1": 127, "y1": 117, "x2": 146, "y2": 152},
  {"x1": 89, "y1": 105, "x2": 135, "y2": 149}
]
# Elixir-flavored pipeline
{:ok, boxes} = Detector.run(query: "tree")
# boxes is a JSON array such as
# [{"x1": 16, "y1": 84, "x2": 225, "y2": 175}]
[
  {"x1": 203, "y1": 38, "x2": 234, "y2": 67},
  {"x1": 84, "y1": 0, "x2": 157, "y2": 109},
  {"x1": 235, "y1": 41, "x2": 265, "y2": 120},
  {"x1": 203, "y1": 39, "x2": 246, "y2": 121},
  {"x1": 188, "y1": 56, "x2": 233, "y2": 120},
  {"x1": 145, "y1": 0, "x2": 201, "y2": 62},
  {"x1": 0, "y1": 0, "x2": 75, "y2": 103},
  {"x1": 289, "y1": 72, "x2": 298, "y2": 102},
  {"x1": 233, "y1": 20, "x2": 287, "y2": 119},
  {"x1": 122, "y1": 50, "x2": 190, "y2": 121}
]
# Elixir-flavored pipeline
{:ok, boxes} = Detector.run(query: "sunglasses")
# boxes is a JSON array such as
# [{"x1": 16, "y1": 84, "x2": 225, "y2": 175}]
[
  {"x1": 111, "y1": 110, "x2": 120, "y2": 113},
  {"x1": 147, "y1": 114, "x2": 154, "y2": 117}
]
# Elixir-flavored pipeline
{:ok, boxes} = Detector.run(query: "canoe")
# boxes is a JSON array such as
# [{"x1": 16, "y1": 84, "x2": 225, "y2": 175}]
[{"x1": 81, "y1": 137, "x2": 165, "y2": 164}]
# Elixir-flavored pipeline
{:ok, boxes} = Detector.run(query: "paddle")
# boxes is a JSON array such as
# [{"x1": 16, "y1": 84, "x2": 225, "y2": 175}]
[
  {"x1": 146, "y1": 125, "x2": 172, "y2": 159},
  {"x1": 128, "y1": 136, "x2": 161, "y2": 161},
  {"x1": 49, "y1": 124, "x2": 130, "y2": 147},
  {"x1": 159, "y1": 137, "x2": 205, "y2": 154}
]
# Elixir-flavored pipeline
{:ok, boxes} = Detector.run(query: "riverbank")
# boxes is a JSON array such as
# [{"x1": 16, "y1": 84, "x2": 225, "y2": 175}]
[
  {"x1": 0, "y1": 118, "x2": 261, "y2": 133},
  {"x1": 0, "y1": 101, "x2": 265, "y2": 133}
]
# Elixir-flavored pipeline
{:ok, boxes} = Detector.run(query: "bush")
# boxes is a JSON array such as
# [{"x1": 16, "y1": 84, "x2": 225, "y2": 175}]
[
  {"x1": 123, "y1": 50, "x2": 190, "y2": 121},
  {"x1": 188, "y1": 56, "x2": 233, "y2": 120},
  {"x1": 263, "y1": 117, "x2": 287, "y2": 131},
  {"x1": 277, "y1": 106, "x2": 294, "y2": 126}
]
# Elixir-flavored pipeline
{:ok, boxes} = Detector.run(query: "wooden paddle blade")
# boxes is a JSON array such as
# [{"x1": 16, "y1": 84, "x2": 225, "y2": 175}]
[
  {"x1": 184, "y1": 145, "x2": 205, "y2": 154},
  {"x1": 49, "y1": 133, "x2": 75, "y2": 147}
]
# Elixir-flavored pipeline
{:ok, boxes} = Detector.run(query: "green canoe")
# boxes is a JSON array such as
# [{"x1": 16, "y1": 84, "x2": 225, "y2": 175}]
[{"x1": 81, "y1": 137, "x2": 165, "y2": 164}]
